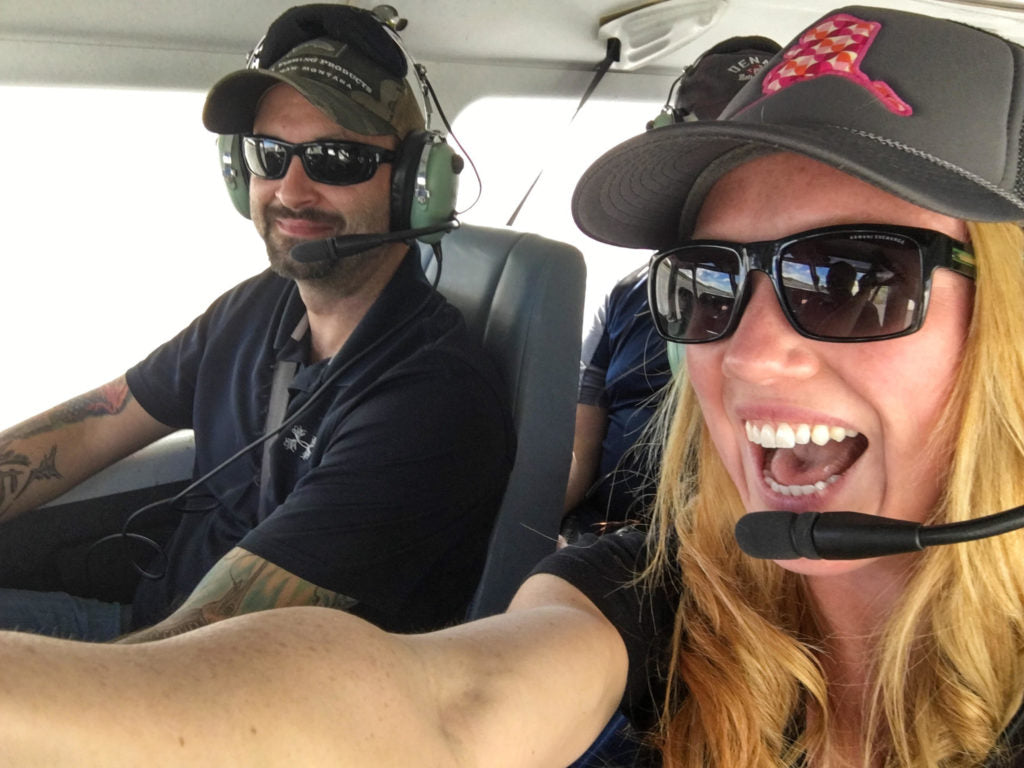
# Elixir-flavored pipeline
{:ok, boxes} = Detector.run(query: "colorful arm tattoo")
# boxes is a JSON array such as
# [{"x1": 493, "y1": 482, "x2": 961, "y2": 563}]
[
  {"x1": 4, "y1": 380, "x2": 133, "y2": 441},
  {"x1": 117, "y1": 549, "x2": 358, "y2": 643}
]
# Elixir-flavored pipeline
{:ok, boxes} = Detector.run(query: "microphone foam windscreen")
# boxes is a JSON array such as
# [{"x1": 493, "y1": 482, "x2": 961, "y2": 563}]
[{"x1": 734, "y1": 511, "x2": 802, "y2": 559}]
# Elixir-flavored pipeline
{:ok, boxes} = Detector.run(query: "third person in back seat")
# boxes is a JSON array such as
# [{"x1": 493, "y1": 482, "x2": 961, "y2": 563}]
[{"x1": 563, "y1": 36, "x2": 780, "y2": 544}]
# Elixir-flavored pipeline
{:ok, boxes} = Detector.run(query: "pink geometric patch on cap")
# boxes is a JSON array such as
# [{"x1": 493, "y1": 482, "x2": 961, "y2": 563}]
[{"x1": 762, "y1": 13, "x2": 913, "y2": 116}]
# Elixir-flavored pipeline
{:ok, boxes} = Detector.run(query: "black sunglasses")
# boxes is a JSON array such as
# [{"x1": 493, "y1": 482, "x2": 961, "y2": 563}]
[
  {"x1": 648, "y1": 224, "x2": 976, "y2": 344},
  {"x1": 241, "y1": 136, "x2": 396, "y2": 186}
]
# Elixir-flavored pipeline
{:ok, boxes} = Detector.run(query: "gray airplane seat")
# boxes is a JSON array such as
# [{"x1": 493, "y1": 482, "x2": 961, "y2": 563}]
[{"x1": 423, "y1": 224, "x2": 586, "y2": 619}]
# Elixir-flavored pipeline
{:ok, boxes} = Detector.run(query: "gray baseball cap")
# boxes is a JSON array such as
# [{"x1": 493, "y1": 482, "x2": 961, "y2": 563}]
[{"x1": 573, "y1": 6, "x2": 1024, "y2": 249}]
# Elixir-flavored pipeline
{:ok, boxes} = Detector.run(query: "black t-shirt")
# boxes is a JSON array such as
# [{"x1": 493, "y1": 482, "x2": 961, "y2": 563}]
[
  {"x1": 126, "y1": 250, "x2": 515, "y2": 632},
  {"x1": 534, "y1": 528, "x2": 1024, "y2": 766},
  {"x1": 533, "y1": 528, "x2": 676, "y2": 734}
]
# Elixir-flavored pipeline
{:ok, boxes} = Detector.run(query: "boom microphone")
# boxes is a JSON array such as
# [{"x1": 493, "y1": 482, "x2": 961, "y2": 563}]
[
  {"x1": 735, "y1": 505, "x2": 1024, "y2": 560},
  {"x1": 290, "y1": 221, "x2": 459, "y2": 262}
]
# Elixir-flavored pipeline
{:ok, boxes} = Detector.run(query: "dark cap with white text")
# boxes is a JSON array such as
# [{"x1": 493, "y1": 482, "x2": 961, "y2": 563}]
[{"x1": 203, "y1": 5, "x2": 424, "y2": 137}]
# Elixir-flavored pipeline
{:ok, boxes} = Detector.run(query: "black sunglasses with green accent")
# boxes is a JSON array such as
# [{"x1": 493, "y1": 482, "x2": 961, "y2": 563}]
[
  {"x1": 648, "y1": 224, "x2": 976, "y2": 344},
  {"x1": 241, "y1": 135, "x2": 396, "y2": 186}
]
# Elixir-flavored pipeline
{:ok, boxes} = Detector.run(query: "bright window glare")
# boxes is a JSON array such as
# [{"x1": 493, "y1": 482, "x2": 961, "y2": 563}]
[
  {"x1": 2, "y1": 89, "x2": 659, "y2": 431},
  {"x1": 453, "y1": 96, "x2": 655, "y2": 320},
  {"x1": 1, "y1": 86, "x2": 263, "y2": 430}
]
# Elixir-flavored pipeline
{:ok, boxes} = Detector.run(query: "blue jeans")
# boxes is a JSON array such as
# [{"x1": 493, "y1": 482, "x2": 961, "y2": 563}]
[{"x1": 0, "y1": 588, "x2": 128, "y2": 642}]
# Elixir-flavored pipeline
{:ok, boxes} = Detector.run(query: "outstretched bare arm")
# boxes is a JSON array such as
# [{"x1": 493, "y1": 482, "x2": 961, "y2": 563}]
[{"x1": 0, "y1": 575, "x2": 627, "y2": 768}]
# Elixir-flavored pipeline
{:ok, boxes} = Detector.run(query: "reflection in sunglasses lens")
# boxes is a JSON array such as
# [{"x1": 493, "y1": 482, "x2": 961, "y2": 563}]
[
  {"x1": 242, "y1": 138, "x2": 383, "y2": 186},
  {"x1": 651, "y1": 229, "x2": 936, "y2": 343},
  {"x1": 781, "y1": 236, "x2": 918, "y2": 339}
]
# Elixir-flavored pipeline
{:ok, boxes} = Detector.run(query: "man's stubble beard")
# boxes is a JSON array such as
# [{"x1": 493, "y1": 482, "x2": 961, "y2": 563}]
[
  {"x1": 267, "y1": 236, "x2": 397, "y2": 298},
  {"x1": 260, "y1": 205, "x2": 393, "y2": 295}
]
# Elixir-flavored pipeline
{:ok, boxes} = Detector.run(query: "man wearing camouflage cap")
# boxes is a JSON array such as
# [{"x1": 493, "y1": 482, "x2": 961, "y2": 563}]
[{"x1": 0, "y1": 5, "x2": 513, "y2": 642}]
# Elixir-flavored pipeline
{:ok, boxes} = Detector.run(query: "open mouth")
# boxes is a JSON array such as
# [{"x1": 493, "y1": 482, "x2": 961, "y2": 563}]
[{"x1": 745, "y1": 420, "x2": 869, "y2": 497}]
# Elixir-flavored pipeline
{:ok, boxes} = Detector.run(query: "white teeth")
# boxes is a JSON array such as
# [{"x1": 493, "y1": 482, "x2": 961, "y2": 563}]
[
  {"x1": 745, "y1": 420, "x2": 859, "y2": 449},
  {"x1": 829, "y1": 426, "x2": 849, "y2": 442},
  {"x1": 763, "y1": 471, "x2": 840, "y2": 497},
  {"x1": 811, "y1": 424, "x2": 831, "y2": 446},
  {"x1": 774, "y1": 423, "x2": 796, "y2": 449},
  {"x1": 748, "y1": 420, "x2": 861, "y2": 497}
]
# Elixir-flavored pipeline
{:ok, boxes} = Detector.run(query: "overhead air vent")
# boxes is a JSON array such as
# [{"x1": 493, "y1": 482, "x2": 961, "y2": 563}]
[{"x1": 598, "y1": 0, "x2": 728, "y2": 71}]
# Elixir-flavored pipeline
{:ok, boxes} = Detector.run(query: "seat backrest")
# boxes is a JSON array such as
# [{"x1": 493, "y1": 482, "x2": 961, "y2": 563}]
[{"x1": 423, "y1": 224, "x2": 586, "y2": 619}]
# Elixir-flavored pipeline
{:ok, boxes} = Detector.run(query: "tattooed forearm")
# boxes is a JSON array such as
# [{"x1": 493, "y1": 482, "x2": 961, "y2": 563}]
[
  {"x1": 0, "y1": 443, "x2": 62, "y2": 519},
  {"x1": 2, "y1": 381, "x2": 133, "y2": 441},
  {"x1": 117, "y1": 549, "x2": 358, "y2": 643},
  {"x1": 117, "y1": 612, "x2": 211, "y2": 643},
  {"x1": 313, "y1": 587, "x2": 359, "y2": 610},
  {"x1": 117, "y1": 560, "x2": 273, "y2": 643}
]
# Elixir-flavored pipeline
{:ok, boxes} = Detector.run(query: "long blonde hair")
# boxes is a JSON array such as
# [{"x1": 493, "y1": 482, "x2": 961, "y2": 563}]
[{"x1": 646, "y1": 221, "x2": 1024, "y2": 766}]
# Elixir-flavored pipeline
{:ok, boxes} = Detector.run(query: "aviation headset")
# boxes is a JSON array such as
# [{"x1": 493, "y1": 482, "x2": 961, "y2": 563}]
[
  {"x1": 93, "y1": 6, "x2": 466, "y2": 585},
  {"x1": 645, "y1": 35, "x2": 781, "y2": 372},
  {"x1": 216, "y1": 4, "x2": 462, "y2": 242},
  {"x1": 647, "y1": 35, "x2": 781, "y2": 130}
]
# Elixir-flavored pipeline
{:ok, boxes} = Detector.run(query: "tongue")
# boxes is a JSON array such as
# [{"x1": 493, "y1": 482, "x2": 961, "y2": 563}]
[{"x1": 767, "y1": 437, "x2": 865, "y2": 486}]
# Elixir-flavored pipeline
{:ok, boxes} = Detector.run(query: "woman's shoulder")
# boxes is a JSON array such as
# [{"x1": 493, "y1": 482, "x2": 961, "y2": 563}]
[{"x1": 532, "y1": 527, "x2": 679, "y2": 731}]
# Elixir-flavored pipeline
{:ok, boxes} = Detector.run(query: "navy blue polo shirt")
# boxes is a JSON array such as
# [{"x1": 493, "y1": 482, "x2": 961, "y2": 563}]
[
  {"x1": 577, "y1": 266, "x2": 672, "y2": 527},
  {"x1": 126, "y1": 250, "x2": 515, "y2": 632}
]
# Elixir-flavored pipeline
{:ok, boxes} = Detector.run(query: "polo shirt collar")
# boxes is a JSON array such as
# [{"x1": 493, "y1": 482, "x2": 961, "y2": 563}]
[
  {"x1": 337, "y1": 247, "x2": 431, "y2": 366},
  {"x1": 272, "y1": 246, "x2": 431, "y2": 387}
]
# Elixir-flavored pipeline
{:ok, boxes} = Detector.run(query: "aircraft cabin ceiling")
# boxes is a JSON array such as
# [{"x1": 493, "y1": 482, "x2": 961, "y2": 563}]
[{"x1": 2, "y1": 0, "x2": 1023, "y2": 88}]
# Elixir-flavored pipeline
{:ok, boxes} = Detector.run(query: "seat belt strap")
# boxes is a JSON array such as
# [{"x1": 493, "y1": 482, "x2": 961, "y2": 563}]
[
  {"x1": 506, "y1": 40, "x2": 619, "y2": 226},
  {"x1": 258, "y1": 313, "x2": 308, "y2": 519}
]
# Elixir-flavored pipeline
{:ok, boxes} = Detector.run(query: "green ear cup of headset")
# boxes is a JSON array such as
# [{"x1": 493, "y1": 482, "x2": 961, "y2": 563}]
[
  {"x1": 409, "y1": 137, "x2": 462, "y2": 242},
  {"x1": 217, "y1": 134, "x2": 251, "y2": 219}
]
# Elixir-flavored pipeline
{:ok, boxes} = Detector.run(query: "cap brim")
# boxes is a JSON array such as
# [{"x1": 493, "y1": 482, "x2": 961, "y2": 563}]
[
  {"x1": 572, "y1": 120, "x2": 1024, "y2": 251},
  {"x1": 202, "y1": 69, "x2": 395, "y2": 137}
]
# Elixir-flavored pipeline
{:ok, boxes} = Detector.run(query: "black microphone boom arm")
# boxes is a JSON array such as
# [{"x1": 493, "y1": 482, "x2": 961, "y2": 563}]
[
  {"x1": 290, "y1": 220, "x2": 459, "y2": 263},
  {"x1": 735, "y1": 504, "x2": 1024, "y2": 560}
]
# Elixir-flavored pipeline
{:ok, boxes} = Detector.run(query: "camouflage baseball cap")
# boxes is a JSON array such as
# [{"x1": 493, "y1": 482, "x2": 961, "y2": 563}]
[{"x1": 203, "y1": 6, "x2": 424, "y2": 138}]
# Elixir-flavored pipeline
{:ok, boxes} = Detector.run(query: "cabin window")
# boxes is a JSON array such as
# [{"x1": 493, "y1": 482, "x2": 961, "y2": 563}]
[
  {"x1": 2, "y1": 85, "x2": 260, "y2": 430},
  {"x1": 452, "y1": 95, "x2": 653, "y2": 321},
  {"x1": 3, "y1": 88, "x2": 656, "y2": 430}
]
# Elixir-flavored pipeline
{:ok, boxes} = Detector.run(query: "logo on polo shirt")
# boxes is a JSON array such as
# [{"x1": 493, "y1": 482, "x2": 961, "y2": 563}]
[{"x1": 283, "y1": 425, "x2": 317, "y2": 460}]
